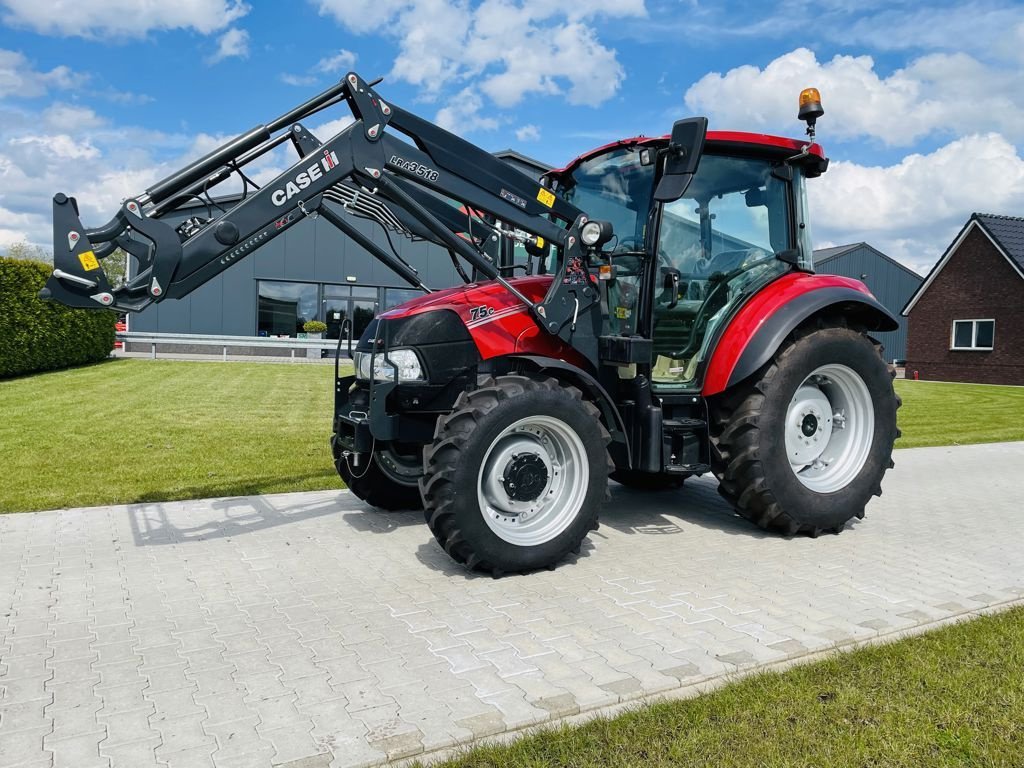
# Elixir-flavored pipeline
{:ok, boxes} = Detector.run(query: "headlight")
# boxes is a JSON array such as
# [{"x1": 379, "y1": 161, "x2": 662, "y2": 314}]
[
  {"x1": 580, "y1": 219, "x2": 613, "y2": 247},
  {"x1": 354, "y1": 348, "x2": 425, "y2": 381}
]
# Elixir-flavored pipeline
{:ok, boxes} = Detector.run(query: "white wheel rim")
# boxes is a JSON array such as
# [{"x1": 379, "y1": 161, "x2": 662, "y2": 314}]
[
  {"x1": 785, "y1": 363, "x2": 874, "y2": 493},
  {"x1": 477, "y1": 415, "x2": 588, "y2": 546}
]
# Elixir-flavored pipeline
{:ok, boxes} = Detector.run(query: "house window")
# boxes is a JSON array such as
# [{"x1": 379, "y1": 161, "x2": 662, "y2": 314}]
[{"x1": 951, "y1": 319, "x2": 995, "y2": 351}]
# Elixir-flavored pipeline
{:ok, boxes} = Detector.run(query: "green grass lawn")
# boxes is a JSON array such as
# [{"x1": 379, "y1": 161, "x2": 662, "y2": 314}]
[
  {"x1": 894, "y1": 379, "x2": 1024, "y2": 448},
  {"x1": 423, "y1": 607, "x2": 1024, "y2": 768},
  {"x1": 0, "y1": 358, "x2": 341, "y2": 513},
  {"x1": 2, "y1": 361, "x2": 1023, "y2": 513}
]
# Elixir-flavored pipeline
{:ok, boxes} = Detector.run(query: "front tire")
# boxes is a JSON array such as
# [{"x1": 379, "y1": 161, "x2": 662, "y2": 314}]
[
  {"x1": 333, "y1": 442, "x2": 424, "y2": 511},
  {"x1": 711, "y1": 322, "x2": 900, "y2": 535},
  {"x1": 420, "y1": 375, "x2": 610, "y2": 575}
]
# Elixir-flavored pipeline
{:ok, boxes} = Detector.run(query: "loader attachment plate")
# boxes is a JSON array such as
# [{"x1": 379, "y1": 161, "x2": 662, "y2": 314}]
[{"x1": 41, "y1": 194, "x2": 117, "y2": 309}]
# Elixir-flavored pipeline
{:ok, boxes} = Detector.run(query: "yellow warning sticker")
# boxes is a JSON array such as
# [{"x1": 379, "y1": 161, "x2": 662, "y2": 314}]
[
  {"x1": 78, "y1": 250, "x2": 100, "y2": 271},
  {"x1": 536, "y1": 188, "x2": 555, "y2": 208},
  {"x1": 536, "y1": 236, "x2": 545, "y2": 249}
]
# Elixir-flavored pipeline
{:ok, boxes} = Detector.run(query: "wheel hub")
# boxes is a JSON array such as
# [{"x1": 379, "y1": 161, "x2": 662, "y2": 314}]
[
  {"x1": 786, "y1": 384, "x2": 833, "y2": 466},
  {"x1": 784, "y1": 364, "x2": 875, "y2": 493},
  {"x1": 502, "y1": 453, "x2": 549, "y2": 502},
  {"x1": 477, "y1": 416, "x2": 588, "y2": 547}
]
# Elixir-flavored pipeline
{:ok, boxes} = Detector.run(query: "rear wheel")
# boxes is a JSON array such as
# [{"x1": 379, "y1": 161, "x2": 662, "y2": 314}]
[
  {"x1": 333, "y1": 442, "x2": 423, "y2": 511},
  {"x1": 420, "y1": 375, "x2": 610, "y2": 575},
  {"x1": 711, "y1": 322, "x2": 900, "y2": 535}
]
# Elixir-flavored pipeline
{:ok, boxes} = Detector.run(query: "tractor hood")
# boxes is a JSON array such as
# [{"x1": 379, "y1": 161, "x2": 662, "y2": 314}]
[
  {"x1": 369, "y1": 274, "x2": 588, "y2": 368},
  {"x1": 379, "y1": 275, "x2": 555, "y2": 324}
]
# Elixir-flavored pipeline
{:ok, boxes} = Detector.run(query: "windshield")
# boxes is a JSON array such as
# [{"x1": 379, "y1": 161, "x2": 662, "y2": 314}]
[{"x1": 557, "y1": 147, "x2": 655, "y2": 253}]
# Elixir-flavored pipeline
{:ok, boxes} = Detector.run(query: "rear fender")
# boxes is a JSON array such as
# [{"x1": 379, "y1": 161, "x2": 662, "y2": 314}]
[{"x1": 703, "y1": 274, "x2": 898, "y2": 397}]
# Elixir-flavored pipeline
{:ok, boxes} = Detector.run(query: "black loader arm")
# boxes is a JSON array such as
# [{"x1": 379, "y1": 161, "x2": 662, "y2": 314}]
[{"x1": 41, "y1": 72, "x2": 599, "y2": 339}]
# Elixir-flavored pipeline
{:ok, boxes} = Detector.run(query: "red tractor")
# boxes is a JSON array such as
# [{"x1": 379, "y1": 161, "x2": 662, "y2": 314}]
[{"x1": 42, "y1": 78, "x2": 900, "y2": 575}]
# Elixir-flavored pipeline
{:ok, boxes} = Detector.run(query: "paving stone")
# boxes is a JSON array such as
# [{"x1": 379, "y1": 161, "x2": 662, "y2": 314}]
[
  {"x1": 98, "y1": 735, "x2": 161, "y2": 766},
  {"x1": 44, "y1": 730, "x2": 109, "y2": 768},
  {"x1": 260, "y1": 724, "x2": 321, "y2": 765},
  {"x1": 455, "y1": 711, "x2": 506, "y2": 739},
  {"x1": 153, "y1": 713, "x2": 216, "y2": 756},
  {"x1": 157, "y1": 743, "x2": 217, "y2": 768}
]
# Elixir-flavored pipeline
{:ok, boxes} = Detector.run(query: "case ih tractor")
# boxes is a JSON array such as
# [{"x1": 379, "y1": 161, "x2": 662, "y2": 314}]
[{"x1": 42, "y1": 76, "x2": 900, "y2": 576}]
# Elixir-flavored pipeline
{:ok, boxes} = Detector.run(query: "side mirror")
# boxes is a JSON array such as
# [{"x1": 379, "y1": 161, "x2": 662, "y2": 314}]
[
  {"x1": 661, "y1": 267, "x2": 680, "y2": 309},
  {"x1": 744, "y1": 188, "x2": 767, "y2": 207},
  {"x1": 654, "y1": 117, "x2": 708, "y2": 202}
]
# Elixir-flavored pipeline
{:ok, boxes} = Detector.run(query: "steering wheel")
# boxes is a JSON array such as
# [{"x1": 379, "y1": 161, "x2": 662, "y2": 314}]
[
  {"x1": 614, "y1": 236, "x2": 644, "y2": 253},
  {"x1": 699, "y1": 249, "x2": 764, "y2": 278}
]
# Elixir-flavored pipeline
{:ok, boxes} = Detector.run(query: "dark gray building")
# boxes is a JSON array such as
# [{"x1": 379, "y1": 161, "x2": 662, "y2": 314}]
[
  {"x1": 813, "y1": 243, "x2": 922, "y2": 361},
  {"x1": 131, "y1": 150, "x2": 549, "y2": 341}
]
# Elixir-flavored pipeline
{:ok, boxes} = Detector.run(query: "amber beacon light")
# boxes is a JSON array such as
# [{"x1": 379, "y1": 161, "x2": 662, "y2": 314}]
[{"x1": 798, "y1": 87, "x2": 823, "y2": 138}]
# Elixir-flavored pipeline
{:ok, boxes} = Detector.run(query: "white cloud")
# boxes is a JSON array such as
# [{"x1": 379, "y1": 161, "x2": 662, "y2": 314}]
[
  {"x1": 515, "y1": 124, "x2": 540, "y2": 142},
  {"x1": 316, "y1": 0, "x2": 644, "y2": 114},
  {"x1": 684, "y1": 47, "x2": 1024, "y2": 146},
  {"x1": 42, "y1": 104, "x2": 105, "y2": 132},
  {"x1": 315, "y1": 49, "x2": 357, "y2": 74},
  {"x1": 206, "y1": 27, "x2": 249, "y2": 64},
  {"x1": 810, "y1": 133, "x2": 1024, "y2": 272},
  {"x1": 0, "y1": 49, "x2": 85, "y2": 98},
  {"x1": 435, "y1": 88, "x2": 499, "y2": 134},
  {"x1": 313, "y1": 115, "x2": 355, "y2": 141},
  {"x1": 280, "y1": 73, "x2": 318, "y2": 87},
  {"x1": 0, "y1": 0, "x2": 249, "y2": 37},
  {"x1": 0, "y1": 95, "x2": 363, "y2": 248}
]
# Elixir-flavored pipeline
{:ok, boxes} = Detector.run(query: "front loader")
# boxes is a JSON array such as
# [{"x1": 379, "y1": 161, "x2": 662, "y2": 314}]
[{"x1": 42, "y1": 78, "x2": 900, "y2": 575}]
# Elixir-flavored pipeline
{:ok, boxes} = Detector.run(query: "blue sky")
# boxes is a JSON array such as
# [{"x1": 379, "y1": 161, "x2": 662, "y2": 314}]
[{"x1": 1, "y1": 0, "x2": 1022, "y2": 272}]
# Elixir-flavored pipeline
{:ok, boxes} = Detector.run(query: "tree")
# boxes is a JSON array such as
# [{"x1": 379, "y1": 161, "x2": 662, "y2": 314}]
[
  {"x1": 0, "y1": 241, "x2": 128, "y2": 287},
  {"x1": 3, "y1": 240, "x2": 51, "y2": 264},
  {"x1": 102, "y1": 248, "x2": 128, "y2": 288}
]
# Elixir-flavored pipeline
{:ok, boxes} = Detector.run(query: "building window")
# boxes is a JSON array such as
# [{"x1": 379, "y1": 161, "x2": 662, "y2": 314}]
[
  {"x1": 322, "y1": 285, "x2": 380, "y2": 340},
  {"x1": 383, "y1": 288, "x2": 422, "y2": 309},
  {"x1": 257, "y1": 281, "x2": 319, "y2": 337},
  {"x1": 951, "y1": 319, "x2": 995, "y2": 351}
]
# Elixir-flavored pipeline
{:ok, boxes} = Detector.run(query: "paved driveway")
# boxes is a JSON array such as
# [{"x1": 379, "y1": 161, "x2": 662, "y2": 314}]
[{"x1": 2, "y1": 442, "x2": 1023, "y2": 768}]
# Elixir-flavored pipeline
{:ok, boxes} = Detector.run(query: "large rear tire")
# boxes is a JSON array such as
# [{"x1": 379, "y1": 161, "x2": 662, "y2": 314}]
[
  {"x1": 420, "y1": 375, "x2": 610, "y2": 575},
  {"x1": 333, "y1": 442, "x2": 424, "y2": 511},
  {"x1": 710, "y1": 321, "x2": 900, "y2": 536}
]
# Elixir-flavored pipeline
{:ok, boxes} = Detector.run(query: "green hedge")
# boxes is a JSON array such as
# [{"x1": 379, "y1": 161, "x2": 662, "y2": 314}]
[{"x1": 0, "y1": 257, "x2": 116, "y2": 378}]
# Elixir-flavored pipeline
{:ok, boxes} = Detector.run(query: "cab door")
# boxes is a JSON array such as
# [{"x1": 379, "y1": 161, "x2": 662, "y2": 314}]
[{"x1": 649, "y1": 154, "x2": 794, "y2": 390}]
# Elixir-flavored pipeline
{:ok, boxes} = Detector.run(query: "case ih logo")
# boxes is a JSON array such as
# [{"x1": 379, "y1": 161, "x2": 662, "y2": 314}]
[{"x1": 271, "y1": 149, "x2": 340, "y2": 206}]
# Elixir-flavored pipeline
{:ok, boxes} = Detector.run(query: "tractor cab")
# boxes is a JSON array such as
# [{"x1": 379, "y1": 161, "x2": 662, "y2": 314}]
[{"x1": 550, "y1": 132, "x2": 827, "y2": 391}]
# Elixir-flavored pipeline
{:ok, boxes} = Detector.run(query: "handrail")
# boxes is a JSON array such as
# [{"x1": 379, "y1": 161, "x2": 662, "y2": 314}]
[{"x1": 117, "y1": 331, "x2": 352, "y2": 361}]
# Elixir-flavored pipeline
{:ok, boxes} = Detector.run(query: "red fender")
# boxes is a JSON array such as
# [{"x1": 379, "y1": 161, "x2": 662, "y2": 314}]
[{"x1": 702, "y1": 273, "x2": 895, "y2": 397}]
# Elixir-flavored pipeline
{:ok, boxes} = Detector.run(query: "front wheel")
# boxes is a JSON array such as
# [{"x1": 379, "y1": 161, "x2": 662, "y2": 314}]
[
  {"x1": 711, "y1": 322, "x2": 900, "y2": 535},
  {"x1": 333, "y1": 441, "x2": 424, "y2": 511},
  {"x1": 420, "y1": 375, "x2": 610, "y2": 575}
]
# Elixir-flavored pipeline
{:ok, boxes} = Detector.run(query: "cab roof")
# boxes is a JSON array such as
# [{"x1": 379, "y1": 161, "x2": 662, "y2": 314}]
[{"x1": 550, "y1": 131, "x2": 826, "y2": 178}]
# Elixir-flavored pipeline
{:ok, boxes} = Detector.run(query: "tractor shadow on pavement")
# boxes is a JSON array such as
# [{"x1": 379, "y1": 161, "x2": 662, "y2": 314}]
[
  {"x1": 597, "y1": 477, "x2": 776, "y2": 539},
  {"x1": 409, "y1": 476, "x2": 833, "y2": 579},
  {"x1": 126, "y1": 492, "x2": 350, "y2": 546}
]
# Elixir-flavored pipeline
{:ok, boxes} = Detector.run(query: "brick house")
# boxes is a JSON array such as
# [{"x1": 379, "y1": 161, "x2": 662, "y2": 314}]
[{"x1": 903, "y1": 213, "x2": 1024, "y2": 385}]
